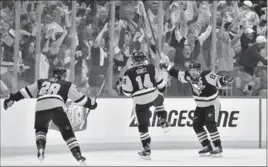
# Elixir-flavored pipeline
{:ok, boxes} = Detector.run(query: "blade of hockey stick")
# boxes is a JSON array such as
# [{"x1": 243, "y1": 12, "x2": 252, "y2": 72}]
[{"x1": 78, "y1": 78, "x2": 107, "y2": 129}]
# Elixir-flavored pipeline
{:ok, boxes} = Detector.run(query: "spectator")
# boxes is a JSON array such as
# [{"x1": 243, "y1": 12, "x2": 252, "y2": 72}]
[
  {"x1": 216, "y1": 17, "x2": 243, "y2": 73},
  {"x1": 239, "y1": 1, "x2": 260, "y2": 29},
  {"x1": 94, "y1": 6, "x2": 109, "y2": 32},
  {"x1": 241, "y1": 27, "x2": 257, "y2": 50},
  {"x1": 42, "y1": 27, "x2": 68, "y2": 77},
  {"x1": 236, "y1": 27, "x2": 257, "y2": 65},
  {"x1": 0, "y1": 0, "x2": 266, "y2": 97},
  {"x1": 22, "y1": 41, "x2": 36, "y2": 83},
  {"x1": 236, "y1": 36, "x2": 267, "y2": 96},
  {"x1": 240, "y1": 35, "x2": 267, "y2": 76},
  {"x1": 89, "y1": 22, "x2": 108, "y2": 95}
]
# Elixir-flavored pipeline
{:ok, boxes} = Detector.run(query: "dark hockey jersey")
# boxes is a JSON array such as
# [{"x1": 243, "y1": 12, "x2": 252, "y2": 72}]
[
  {"x1": 19, "y1": 78, "x2": 88, "y2": 111},
  {"x1": 167, "y1": 66, "x2": 225, "y2": 107},
  {"x1": 122, "y1": 64, "x2": 166, "y2": 105}
]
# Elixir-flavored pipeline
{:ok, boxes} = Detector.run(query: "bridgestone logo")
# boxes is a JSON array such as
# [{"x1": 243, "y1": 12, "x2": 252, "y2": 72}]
[{"x1": 129, "y1": 110, "x2": 239, "y2": 128}]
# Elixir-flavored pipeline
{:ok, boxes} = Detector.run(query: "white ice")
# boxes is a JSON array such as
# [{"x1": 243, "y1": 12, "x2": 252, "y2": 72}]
[{"x1": 1, "y1": 149, "x2": 266, "y2": 166}]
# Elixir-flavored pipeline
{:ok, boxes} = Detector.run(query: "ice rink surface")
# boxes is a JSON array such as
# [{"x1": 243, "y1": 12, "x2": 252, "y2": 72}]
[{"x1": 1, "y1": 149, "x2": 266, "y2": 166}]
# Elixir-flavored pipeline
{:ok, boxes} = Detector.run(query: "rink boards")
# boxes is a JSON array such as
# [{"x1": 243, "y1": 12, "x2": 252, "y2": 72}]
[{"x1": 0, "y1": 98, "x2": 266, "y2": 156}]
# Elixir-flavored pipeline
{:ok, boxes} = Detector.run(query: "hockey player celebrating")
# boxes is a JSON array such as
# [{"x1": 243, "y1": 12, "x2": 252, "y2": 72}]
[
  {"x1": 160, "y1": 61, "x2": 234, "y2": 157},
  {"x1": 117, "y1": 51, "x2": 170, "y2": 160},
  {"x1": 3, "y1": 67, "x2": 97, "y2": 165}
]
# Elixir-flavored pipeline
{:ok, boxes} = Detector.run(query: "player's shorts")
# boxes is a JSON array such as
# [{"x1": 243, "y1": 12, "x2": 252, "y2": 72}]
[
  {"x1": 194, "y1": 102, "x2": 221, "y2": 126},
  {"x1": 134, "y1": 94, "x2": 164, "y2": 126},
  {"x1": 34, "y1": 107, "x2": 72, "y2": 132}
]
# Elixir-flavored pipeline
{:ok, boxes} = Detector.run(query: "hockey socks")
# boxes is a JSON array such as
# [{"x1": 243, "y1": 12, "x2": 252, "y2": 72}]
[
  {"x1": 155, "y1": 106, "x2": 167, "y2": 119},
  {"x1": 155, "y1": 107, "x2": 170, "y2": 133},
  {"x1": 66, "y1": 137, "x2": 80, "y2": 151},
  {"x1": 209, "y1": 131, "x2": 222, "y2": 147},
  {"x1": 35, "y1": 131, "x2": 47, "y2": 161},
  {"x1": 65, "y1": 137, "x2": 86, "y2": 165},
  {"x1": 206, "y1": 123, "x2": 222, "y2": 148},
  {"x1": 140, "y1": 132, "x2": 151, "y2": 149},
  {"x1": 139, "y1": 132, "x2": 151, "y2": 160},
  {"x1": 196, "y1": 131, "x2": 210, "y2": 147}
]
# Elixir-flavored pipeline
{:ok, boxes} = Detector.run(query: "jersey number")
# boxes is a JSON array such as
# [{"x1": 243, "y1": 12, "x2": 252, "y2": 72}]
[
  {"x1": 39, "y1": 81, "x2": 61, "y2": 96},
  {"x1": 136, "y1": 74, "x2": 153, "y2": 89},
  {"x1": 210, "y1": 74, "x2": 216, "y2": 79}
]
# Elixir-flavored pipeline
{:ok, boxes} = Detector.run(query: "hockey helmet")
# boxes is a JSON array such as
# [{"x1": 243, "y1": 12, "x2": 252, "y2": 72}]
[
  {"x1": 188, "y1": 61, "x2": 201, "y2": 80},
  {"x1": 52, "y1": 66, "x2": 67, "y2": 80},
  {"x1": 131, "y1": 51, "x2": 147, "y2": 66},
  {"x1": 188, "y1": 61, "x2": 201, "y2": 69}
]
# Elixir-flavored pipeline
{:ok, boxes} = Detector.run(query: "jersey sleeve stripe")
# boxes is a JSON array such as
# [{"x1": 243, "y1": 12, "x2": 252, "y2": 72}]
[
  {"x1": 157, "y1": 79, "x2": 166, "y2": 89},
  {"x1": 132, "y1": 88, "x2": 156, "y2": 98},
  {"x1": 216, "y1": 77, "x2": 223, "y2": 88},
  {"x1": 74, "y1": 95, "x2": 88, "y2": 105},
  {"x1": 74, "y1": 95, "x2": 86, "y2": 103},
  {"x1": 123, "y1": 90, "x2": 132, "y2": 96},
  {"x1": 156, "y1": 79, "x2": 164, "y2": 85},
  {"x1": 20, "y1": 88, "x2": 31, "y2": 98},
  {"x1": 37, "y1": 96, "x2": 63, "y2": 102},
  {"x1": 25, "y1": 87, "x2": 33, "y2": 98},
  {"x1": 193, "y1": 92, "x2": 219, "y2": 102}
]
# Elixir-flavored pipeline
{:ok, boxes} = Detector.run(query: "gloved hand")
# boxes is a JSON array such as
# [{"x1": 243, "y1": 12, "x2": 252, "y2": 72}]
[
  {"x1": 90, "y1": 99, "x2": 98, "y2": 110},
  {"x1": 4, "y1": 96, "x2": 14, "y2": 110},
  {"x1": 116, "y1": 78, "x2": 124, "y2": 95},
  {"x1": 159, "y1": 62, "x2": 169, "y2": 70},
  {"x1": 223, "y1": 75, "x2": 234, "y2": 84}
]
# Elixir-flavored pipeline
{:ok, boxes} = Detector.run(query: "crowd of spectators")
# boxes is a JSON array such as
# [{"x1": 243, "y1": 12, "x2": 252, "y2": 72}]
[{"x1": 0, "y1": 0, "x2": 267, "y2": 98}]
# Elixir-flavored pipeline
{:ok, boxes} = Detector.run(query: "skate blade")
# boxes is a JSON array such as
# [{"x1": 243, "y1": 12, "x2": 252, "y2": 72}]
[
  {"x1": 79, "y1": 160, "x2": 87, "y2": 166},
  {"x1": 140, "y1": 155, "x2": 151, "y2": 160},
  {"x1": 39, "y1": 157, "x2": 44, "y2": 162},
  {"x1": 38, "y1": 149, "x2": 44, "y2": 162},
  {"x1": 211, "y1": 153, "x2": 223, "y2": 158},
  {"x1": 199, "y1": 153, "x2": 211, "y2": 157},
  {"x1": 163, "y1": 127, "x2": 171, "y2": 133}
]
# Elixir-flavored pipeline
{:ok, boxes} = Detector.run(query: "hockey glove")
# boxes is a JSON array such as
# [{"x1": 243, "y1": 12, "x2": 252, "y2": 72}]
[
  {"x1": 3, "y1": 95, "x2": 14, "y2": 110},
  {"x1": 84, "y1": 97, "x2": 98, "y2": 110},
  {"x1": 116, "y1": 78, "x2": 124, "y2": 95},
  {"x1": 222, "y1": 76, "x2": 234, "y2": 84},
  {"x1": 90, "y1": 99, "x2": 98, "y2": 110},
  {"x1": 159, "y1": 62, "x2": 169, "y2": 70}
]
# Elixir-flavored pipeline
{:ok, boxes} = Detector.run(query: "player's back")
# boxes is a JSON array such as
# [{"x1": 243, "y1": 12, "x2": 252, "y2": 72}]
[
  {"x1": 24, "y1": 78, "x2": 73, "y2": 111},
  {"x1": 19, "y1": 77, "x2": 92, "y2": 112},
  {"x1": 123, "y1": 64, "x2": 163, "y2": 105},
  {"x1": 35, "y1": 78, "x2": 72, "y2": 111}
]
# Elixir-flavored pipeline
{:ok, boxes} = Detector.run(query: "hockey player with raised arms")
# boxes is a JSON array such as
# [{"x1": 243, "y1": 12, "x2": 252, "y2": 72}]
[
  {"x1": 117, "y1": 51, "x2": 170, "y2": 160},
  {"x1": 3, "y1": 67, "x2": 97, "y2": 165},
  {"x1": 160, "y1": 61, "x2": 234, "y2": 157}
]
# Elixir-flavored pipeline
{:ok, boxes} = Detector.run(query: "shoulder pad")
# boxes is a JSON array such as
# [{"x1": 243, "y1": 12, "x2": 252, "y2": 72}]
[
  {"x1": 124, "y1": 69, "x2": 131, "y2": 76},
  {"x1": 201, "y1": 70, "x2": 212, "y2": 76}
]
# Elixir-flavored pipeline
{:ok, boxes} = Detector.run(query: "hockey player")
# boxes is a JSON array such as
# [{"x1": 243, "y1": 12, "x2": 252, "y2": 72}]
[
  {"x1": 3, "y1": 67, "x2": 97, "y2": 165},
  {"x1": 117, "y1": 51, "x2": 170, "y2": 160},
  {"x1": 160, "y1": 61, "x2": 234, "y2": 157}
]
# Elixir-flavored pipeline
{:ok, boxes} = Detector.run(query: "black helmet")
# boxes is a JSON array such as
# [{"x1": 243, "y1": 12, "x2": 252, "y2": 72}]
[
  {"x1": 188, "y1": 61, "x2": 201, "y2": 69},
  {"x1": 132, "y1": 51, "x2": 147, "y2": 65},
  {"x1": 52, "y1": 66, "x2": 67, "y2": 80}
]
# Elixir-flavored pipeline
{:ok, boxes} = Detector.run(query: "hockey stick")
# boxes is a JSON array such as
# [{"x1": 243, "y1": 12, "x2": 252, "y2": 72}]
[{"x1": 77, "y1": 78, "x2": 107, "y2": 130}]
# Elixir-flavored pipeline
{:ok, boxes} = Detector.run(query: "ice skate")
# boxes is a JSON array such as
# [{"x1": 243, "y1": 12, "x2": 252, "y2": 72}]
[
  {"x1": 138, "y1": 147, "x2": 151, "y2": 160},
  {"x1": 211, "y1": 146, "x2": 223, "y2": 157},
  {"x1": 71, "y1": 147, "x2": 87, "y2": 165},
  {"x1": 78, "y1": 156, "x2": 87, "y2": 166},
  {"x1": 160, "y1": 118, "x2": 171, "y2": 133},
  {"x1": 75, "y1": 153, "x2": 87, "y2": 165},
  {"x1": 199, "y1": 144, "x2": 213, "y2": 157},
  {"x1": 37, "y1": 148, "x2": 45, "y2": 162}
]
